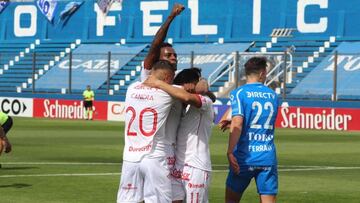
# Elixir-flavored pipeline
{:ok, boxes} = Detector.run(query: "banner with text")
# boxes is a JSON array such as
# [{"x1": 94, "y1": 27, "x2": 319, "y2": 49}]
[
  {"x1": 107, "y1": 101, "x2": 125, "y2": 121},
  {"x1": 33, "y1": 98, "x2": 108, "y2": 120},
  {"x1": 0, "y1": 97, "x2": 33, "y2": 117}
]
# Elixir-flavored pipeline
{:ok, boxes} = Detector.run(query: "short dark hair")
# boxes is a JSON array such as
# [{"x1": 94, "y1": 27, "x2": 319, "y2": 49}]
[
  {"x1": 173, "y1": 68, "x2": 201, "y2": 85},
  {"x1": 160, "y1": 42, "x2": 173, "y2": 49},
  {"x1": 152, "y1": 60, "x2": 176, "y2": 72},
  {"x1": 244, "y1": 57, "x2": 267, "y2": 76}
]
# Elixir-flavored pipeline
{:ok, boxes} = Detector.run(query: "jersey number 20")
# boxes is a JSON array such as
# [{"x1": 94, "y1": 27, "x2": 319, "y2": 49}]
[
  {"x1": 251, "y1": 101, "x2": 274, "y2": 130},
  {"x1": 126, "y1": 106, "x2": 158, "y2": 137}
]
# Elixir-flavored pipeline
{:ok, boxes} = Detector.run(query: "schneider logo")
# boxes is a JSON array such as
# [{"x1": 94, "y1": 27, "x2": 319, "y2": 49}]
[{"x1": 280, "y1": 107, "x2": 352, "y2": 131}]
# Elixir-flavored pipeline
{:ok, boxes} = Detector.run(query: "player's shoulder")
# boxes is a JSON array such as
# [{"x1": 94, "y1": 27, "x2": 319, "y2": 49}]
[
  {"x1": 128, "y1": 81, "x2": 141, "y2": 89},
  {"x1": 230, "y1": 87, "x2": 244, "y2": 97}
]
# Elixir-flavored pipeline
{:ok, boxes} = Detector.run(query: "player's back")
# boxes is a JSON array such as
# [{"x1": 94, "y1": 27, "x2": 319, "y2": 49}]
[
  {"x1": 176, "y1": 95, "x2": 214, "y2": 171},
  {"x1": 231, "y1": 82, "x2": 279, "y2": 166},
  {"x1": 123, "y1": 81, "x2": 173, "y2": 162}
]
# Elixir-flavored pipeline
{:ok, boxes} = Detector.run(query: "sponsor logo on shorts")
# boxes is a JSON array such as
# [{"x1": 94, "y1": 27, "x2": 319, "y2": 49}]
[
  {"x1": 167, "y1": 156, "x2": 176, "y2": 166},
  {"x1": 122, "y1": 183, "x2": 137, "y2": 190},
  {"x1": 188, "y1": 183, "x2": 205, "y2": 188}
]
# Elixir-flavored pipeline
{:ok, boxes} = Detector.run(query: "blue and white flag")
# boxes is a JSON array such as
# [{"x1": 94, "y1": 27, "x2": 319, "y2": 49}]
[
  {"x1": 37, "y1": 0, "x2": 58, "y2": 22},
  {"x1": 60, "y1": 1, "x2": 83, "y2": 21},
  {"x1": 0, "y1": 0, "x2": 9, "y2": 14}
]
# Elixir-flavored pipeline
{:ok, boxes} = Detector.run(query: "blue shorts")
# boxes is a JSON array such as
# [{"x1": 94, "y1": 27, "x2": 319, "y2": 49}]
[{"x1": 226, "y1": 165, "x2": 278, "y2": 195}]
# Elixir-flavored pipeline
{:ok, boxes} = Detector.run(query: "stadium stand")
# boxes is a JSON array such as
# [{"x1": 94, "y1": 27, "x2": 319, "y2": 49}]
[
  {"x1": 1, "y1": 0, "x2": 359, "y2": 101},
  {"x1": 290, "y1": 42, "x2": 360, "y2": 100},
  {"x1": 248, "y1": 36, "x2": 339, "y2": 95},
  {"x1": 32, "y1": 44, "x2": 147, "y2": 94},
  {"x1": 0, "y1": 41, "x2": 38, "y2": 92},
  {"x1": 0, "y1": 40, "x2": 80, "y2": 93}
]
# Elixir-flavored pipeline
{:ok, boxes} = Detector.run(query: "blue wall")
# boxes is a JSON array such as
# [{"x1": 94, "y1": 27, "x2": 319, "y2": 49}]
[{"x1": 1, "y1": 0, "x2": 360, "y2": 43}]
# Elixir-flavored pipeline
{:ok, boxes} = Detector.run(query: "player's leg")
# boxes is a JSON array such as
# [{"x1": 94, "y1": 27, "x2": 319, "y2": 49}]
[
  {"x1": 259, "y1": 195, "x2": 276, "y2": 203},
  {"x1": 225, "y1": 187, "x2": 242, "y2": 203},
  {"x1": 171, "y1": 164, "x2": 186, "y2": 203},
  {"x1": 172, "y1": 178, "x2": 185, "y2": 203},
  {"x1": 183, "y1": 165, "x2": 211, "y2": 203},
  {"x1": 116, "y1": 161, "x2": 144, "y2": 203},
  {"x1": 225, "y1": 166, "x2": 254, "y2": 203},
  {"x1": 1, "y1": 116, "x2": 13, "y2": 153},
  {"x1": 141, "y1": 156, "x2": 172, "y2": 203},
  {"x1": 254, "y1": 166, "x2": 278, "y2": 203}
]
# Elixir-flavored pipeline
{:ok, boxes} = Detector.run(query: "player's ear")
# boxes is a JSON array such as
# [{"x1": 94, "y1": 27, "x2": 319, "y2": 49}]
[{"x1": 259, "y1": 69, "x2": 267, "y2": 82}]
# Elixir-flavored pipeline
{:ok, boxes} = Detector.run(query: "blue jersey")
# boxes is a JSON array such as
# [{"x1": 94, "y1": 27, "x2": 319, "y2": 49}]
[{"x1": 230, "y1": 82, "x2": 279, "y2": 166}]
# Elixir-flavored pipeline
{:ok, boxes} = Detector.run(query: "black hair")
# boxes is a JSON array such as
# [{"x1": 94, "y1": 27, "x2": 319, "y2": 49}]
[
  {"x1": 160, "y1": 42, "x2": 173, "y2": 49},
  {"x1": 152, "y1": 60, "x2": 176, "y2": 72},
  {"x1": 173, "y1": 68, "x2": 201, "y2": 85},
  {"x1": 244, "y1": 57, "x2": 267, "y2": 76}
]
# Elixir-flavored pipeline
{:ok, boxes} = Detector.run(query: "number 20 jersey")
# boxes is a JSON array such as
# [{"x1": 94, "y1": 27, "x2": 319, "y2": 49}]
[
  {"x1": 230, "y1": 83, "x2": 279, "y2": 166},
  {"x1": 123, "y1": 81, "x2": 174, "y2": 162}
]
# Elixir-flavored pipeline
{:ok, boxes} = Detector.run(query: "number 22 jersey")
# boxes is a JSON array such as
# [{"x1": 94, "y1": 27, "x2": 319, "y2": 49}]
[{"x1": 230, "y1": 82, "x2": 279, "y2": 166}]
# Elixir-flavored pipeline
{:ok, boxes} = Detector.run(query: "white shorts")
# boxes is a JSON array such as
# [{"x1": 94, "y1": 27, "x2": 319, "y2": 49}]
[
  {"x1": 171, "y1": 164, "x2": 211, "y2": 203},
  {"x1": 117, "y1": 156, "x2": 173, "y2": 203}
]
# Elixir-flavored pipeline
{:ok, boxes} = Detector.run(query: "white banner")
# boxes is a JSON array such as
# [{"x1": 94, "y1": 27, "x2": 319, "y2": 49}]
[
  {"x1": 37, "y1": 0, "x2": 57, "y2": 22},
  {"x1": 107, "y1": 101, "x2": 125, "y2": 121},
  {"x1": 0, "y1": 97, "x2": 33, "y2": 117}
]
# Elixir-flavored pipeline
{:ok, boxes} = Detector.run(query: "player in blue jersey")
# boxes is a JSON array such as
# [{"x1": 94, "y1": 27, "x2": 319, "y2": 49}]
[{"x1": 226, "y1": 57, "x2": 279, "y2": 203}]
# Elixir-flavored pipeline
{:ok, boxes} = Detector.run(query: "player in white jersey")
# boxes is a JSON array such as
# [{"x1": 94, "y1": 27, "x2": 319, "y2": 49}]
[
  {"x1": 145, "y1": 73, "x2": 215, "y2": 203},
  {"x1": 117, "y1": 61, "x2": 202, "y2": 203},
  {"x1": 139, "y1": 4, "x2": 185, "y2": 169}
]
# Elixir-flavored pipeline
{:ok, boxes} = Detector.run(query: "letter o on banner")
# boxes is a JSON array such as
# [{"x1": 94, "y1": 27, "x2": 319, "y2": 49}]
[{"x1": 14, "y1": 5, "x2": 37, "y2": 37}]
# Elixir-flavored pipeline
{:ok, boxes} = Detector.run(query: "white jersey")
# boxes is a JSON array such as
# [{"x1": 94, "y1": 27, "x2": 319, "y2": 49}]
[
  {"x1": 123, "y1": 81, "x2": 174, "y2": 162},
  {"x1": 140, "y1": 65, "x2": 183, "y2": 146},
  {"x1": 176, "y1": 95, "x2": 214, "y2": 171}
]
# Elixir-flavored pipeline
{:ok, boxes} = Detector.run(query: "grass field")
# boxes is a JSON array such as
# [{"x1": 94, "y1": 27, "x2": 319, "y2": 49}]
[{"x1": 1, "y1": 117, "x2": 360, "y2": 203}]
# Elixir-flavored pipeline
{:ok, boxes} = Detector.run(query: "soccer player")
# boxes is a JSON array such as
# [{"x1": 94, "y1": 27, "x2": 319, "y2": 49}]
[
  {"x1": 145, "y1": 70, "x2": 215, "y2": 203},
  {"x1": 226, "y1": 57, "x2": 279, "y2": 203},
  {"x1": 117, "y1": 61, "x2": 202, "y2": 203},
  {"x1": 138, "y1": 3, "x2": 185, "y2": 178},
  {"x1": 83, "y1": 85, "x2": 94, "y2": 120},
  {"x1": 0, "y1": 111, "x2": 13, "y2": 156},
  {"x1": 141, "y1": 3, "x2": 184, "y2": 81}
]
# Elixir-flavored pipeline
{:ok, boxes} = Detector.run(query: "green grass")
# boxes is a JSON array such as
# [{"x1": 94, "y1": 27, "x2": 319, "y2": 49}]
[{"x1": 1, "y1": 117, "x2": 360, "y2": 203}]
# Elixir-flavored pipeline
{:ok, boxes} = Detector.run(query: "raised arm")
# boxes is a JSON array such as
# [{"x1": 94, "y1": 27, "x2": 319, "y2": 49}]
[{"x1": 143, "y1": 4, "x2": 185, "y2": 70}]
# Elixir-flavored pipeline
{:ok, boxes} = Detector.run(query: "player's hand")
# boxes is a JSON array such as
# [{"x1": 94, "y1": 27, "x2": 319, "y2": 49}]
[
  {"x1": 227, "y1": 152, "x2": 240, "y2": 174},
  {"x1": 4, "y1": 137, "x2": 11, "y2": 153},
  {"x1": 219, "y1": 119, "x2": 231, "y2": 132},
  {"x1": 144, "y1": 75, "x2": 161, "y2": 88},
  {"x1": 195, "y1": 79, "x2": 209, "y2": 94},
  {"x1": 171, "y1": 3, "x2": 185, "y2": 17}
]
